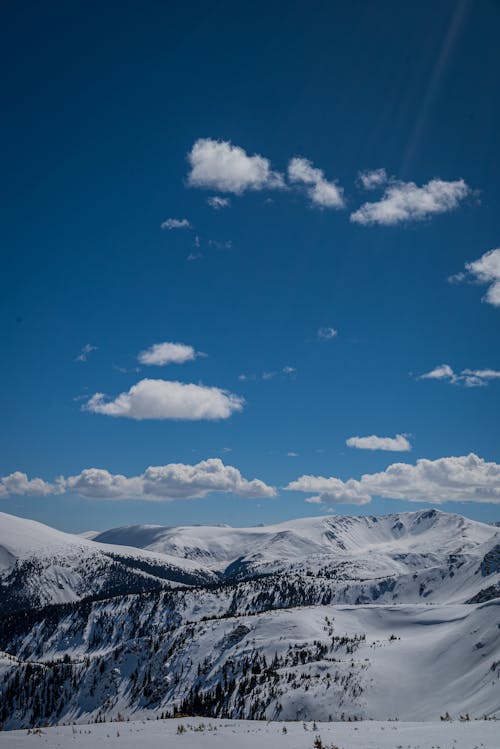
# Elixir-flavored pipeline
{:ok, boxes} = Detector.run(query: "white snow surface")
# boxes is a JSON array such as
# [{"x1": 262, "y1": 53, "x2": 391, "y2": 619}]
[{"x1": 0, "y1": 718, "x2": 499, "y2": 749}]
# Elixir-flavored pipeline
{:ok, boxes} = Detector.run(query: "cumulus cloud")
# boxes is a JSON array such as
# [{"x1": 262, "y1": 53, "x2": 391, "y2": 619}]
[
  {"x1": 450, "y1": 248, "x2": 500, "y2": 307},
  {"x1": 287, "y1": 475, "x2": 372, "y2": 506},
  {"x1": 207, "y1": 196, "x2": 231, "y2": 210},
  {"x1": 346, "y1": 434, "x2": 411, "y2": 452},
  {"x1": 138, "y1": 342, "x2": 200, "y2": 367},
  {"x1": 317, "y1": 327, "x2": 338, "y2": 340},
  {"x1": 161, "y1": 218, "x2": 192, "y2": 230},
  {"x1": 0, "y1": 459, "x2": 276, "y2": 501},
  {"x1": 350, "y1": 178, "x2": 471, "y2": 226},
  {"x1": 0, "y1": 472, "x2": 63, "y2": 499},
  {"x1": 419, "y1": 364, "x2": 500, "y2": 388},
  {"x1": 75, "y1": 344, "x2": 97, "y2": 363},
  {"x1": 187, "y1": 138, "x2": 284, "y2": 194},
  {"x1": 287, "y1": 157, "x2": 345, "y2": 209},
  {"x1": 286, "y1": 453, "x2": 500, "y2": 505},
  {"x1": 83, "y1": 379, "x2": 244, "y2": 420},
  {"x1": 358, "y1": 168, "x2": 388, "y2": 190}
]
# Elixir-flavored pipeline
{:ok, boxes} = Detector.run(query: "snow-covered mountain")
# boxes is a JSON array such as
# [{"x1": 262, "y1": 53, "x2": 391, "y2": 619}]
[
  {"x1": 93, "y1": 509, "x2": 498, "y2": 569},
  {"x1": 92, "y1": 509, "x2": 500, "y2": 604},
  {"x1": 0, "y1": 512, "x2": 216, "y2": 613},
  {"x1": 0, "y1": 509, "x2": 499, "y2": 729}
]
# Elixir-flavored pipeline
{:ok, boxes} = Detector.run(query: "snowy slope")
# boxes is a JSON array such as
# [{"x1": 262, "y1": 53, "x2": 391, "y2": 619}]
[
  {"x1": 1, "y1": 509, "x2": 499, "y2": 729},
  {"x1": 0, "y1": 593, "x2": 499, "y2": 726},
  {"x1": 0, "y1": 512, "x2": 216, "y2": 612}
]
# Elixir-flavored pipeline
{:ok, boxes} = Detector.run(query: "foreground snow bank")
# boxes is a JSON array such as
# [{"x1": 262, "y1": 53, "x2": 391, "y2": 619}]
[{"x1": 0, "y1": 718, "x2": 498, "y2": 749}]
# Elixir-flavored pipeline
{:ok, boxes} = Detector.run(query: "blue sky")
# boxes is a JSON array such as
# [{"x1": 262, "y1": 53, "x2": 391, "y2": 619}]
[{"x1": 1, "y1": 0, "x2": 499, "y2": 531}]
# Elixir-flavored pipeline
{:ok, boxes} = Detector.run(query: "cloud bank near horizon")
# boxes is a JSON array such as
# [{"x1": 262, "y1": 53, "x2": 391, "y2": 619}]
[
  {"x1": 286, "y1": 454, "x2": 500, "y2": 505},
  {"x1": 0, "y1": 459, "x2": 276, "y2": 502}
]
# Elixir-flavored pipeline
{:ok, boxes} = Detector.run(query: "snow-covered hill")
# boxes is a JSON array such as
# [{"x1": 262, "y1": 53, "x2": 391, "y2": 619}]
[
  {"x1": 0, "y1": 512, "x2": 215, "y2": 613},
  {"x1": 0, "y1": 509, "x2": 499, "y2": 729}
]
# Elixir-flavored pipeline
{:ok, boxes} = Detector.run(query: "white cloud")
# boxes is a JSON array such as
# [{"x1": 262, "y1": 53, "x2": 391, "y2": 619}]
[
  {"x1": 207, "y1": 196, "x2": 231, "y2": 210},
  {"x1": 346, "y1": 434, "x2": 411, "y2": 452},
  {"x1": 138, "y1": 342, "x2": 199, "y2": 367},
  {"x1": 76, "y1": 344, "x2": 97, "y2": 362},
  {"x1": 161, "y1": 218, "x2": 192, "y2": 230},
  {"x1": 84, "y1": 379, "x2": 244, "y2": 420},
  {"x1": 288, "y1": 475, "x2": 372, "y2": 506},
  {"x1": 286, "y1": 453, "x2": 500, "y2": 505},
  {"x1": 350, "y1": 178, "x2": 471, "y2": 226},
  {"x1": 317, "y1": 326, "x2": 338, "y2": 340},
  {"x1": 419, "y1": 364, "x2": 456, "y2": 382},
  {"x1": 0, "y1": 459, "x2": 276, "y2": 501},
  {"x1": 187, "y1": 138, "x2": 284, "y2": 194},
  {"x1": 187, "y1": 252, "x2": 203, "y2": 261},
  {"x1": 0, "y1": 472, "x2": 62, "y2": 499},
  {"x1": 447, "y1": 271, "x2": 466, "y2": 284},
  {"x1": 358, "y1": 168, "x2": 388, "y2": 190},
  {"x1": 419, "y1": 364, "x2": 500, "y2": 388},
  {"x1": 238, "y1": 367, "x2": 296, "y2": 382},
  {"x1": 451, "y1": 248, "x2": 500, "y2": 307},
  {"x1": 287, "y1": 157, "x2": 345, "y2": 209}
]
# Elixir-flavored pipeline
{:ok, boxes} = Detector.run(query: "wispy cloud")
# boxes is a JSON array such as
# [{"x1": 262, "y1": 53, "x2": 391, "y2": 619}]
[
  {"x1": 0, "y1": 459, "x2": 276, "y2": 501},
  {"x1": 418, "y1": 364, "x2": 500, "y2": 388},
  {"x1": 187, "y1": 252, "x2": 203, "y2": 261},
  {"x1": 286, "y1": 453, "x2": 500, "y2": 505},
  {"x1": 238, "y1": 366, "x2": 296, "y2": 382},
  {"x1": 138, "y1": 341, "x2": 200, "y2": 366},
  {"x1": 346, "y1": 434, "x2": 411, "y2": 452},
  {"x1": 208, "y1": 239, "x2": 233, "y2": 249},
  {"x1": 187, "y1": 138, "x2": 284, "y2": 194},
  {"x1": 84, "y1": 379, "x2": 244, "y2": 420},
  {"x1": 207, "y1": 196, "x2": 231, "y2": 210},
  {"x1": 357, "y1": 168, "x2": 388, "y2": 190},
  {"x1": 350, "y1": 177, "x2": 471, "y2": 225},
  {"x1": 449, "y1": 248, "x2": 500, "y2": 307},
  {"x1": 75, "y1": 344, "x2": 97, "y2": 362},
  {"x1": 317, "y1": 326, "x2": 338, "y2": 340},
  {"x1": 161, "y1": 218, "x2": 192, "y2": 230},
  {"x1": 287, "y1": 157, "x2": 345, "y2": 209}
]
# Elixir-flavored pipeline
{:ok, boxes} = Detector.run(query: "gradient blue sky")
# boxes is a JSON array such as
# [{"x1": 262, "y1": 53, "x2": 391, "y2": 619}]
[{"x1": 1, "y1": 0, "x2": 499, "y2": 531}]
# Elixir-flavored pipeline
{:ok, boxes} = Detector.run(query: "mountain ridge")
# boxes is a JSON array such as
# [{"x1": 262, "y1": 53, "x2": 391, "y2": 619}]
[{"x1": 1, "y1": 509, "x2": 499, "y2": 728}]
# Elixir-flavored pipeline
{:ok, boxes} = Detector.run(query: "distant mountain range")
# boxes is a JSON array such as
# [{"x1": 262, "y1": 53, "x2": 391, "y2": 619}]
[{"x1": 0, "y1": 509, "x2": 499, "y2": 728}]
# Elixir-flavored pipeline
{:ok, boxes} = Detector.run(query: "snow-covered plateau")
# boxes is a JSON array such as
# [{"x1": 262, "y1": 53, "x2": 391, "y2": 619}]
[{"x1": 0, "y1": 509, "x2": 499, "y2": 732}]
